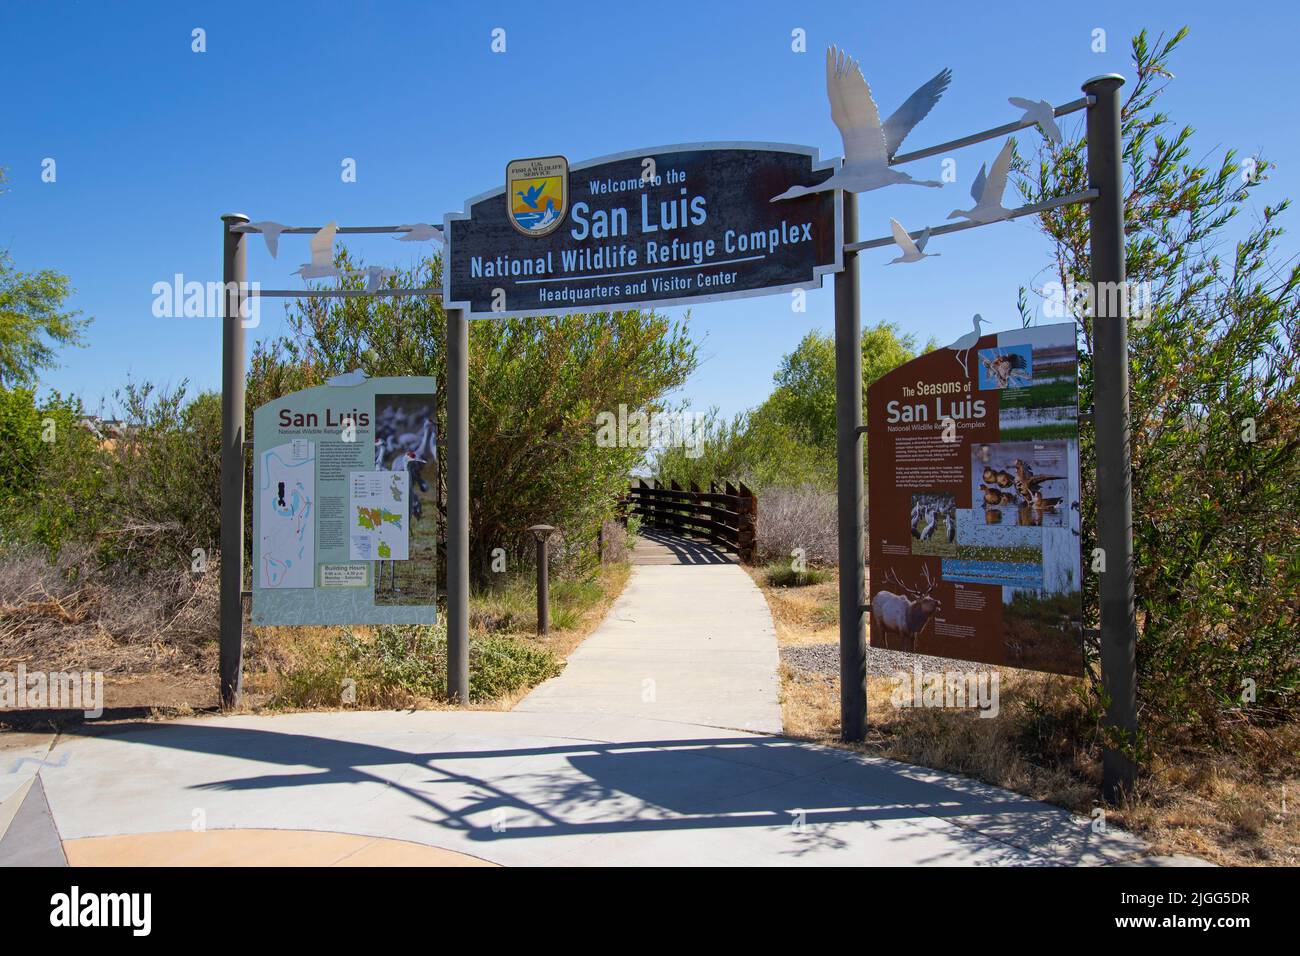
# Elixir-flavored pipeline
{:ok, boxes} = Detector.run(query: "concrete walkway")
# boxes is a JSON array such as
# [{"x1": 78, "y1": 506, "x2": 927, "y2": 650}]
[
  {"x1": 0, "y1": 531, "x2": 1159, "y2": 866},
  {"x1": 4, "y1": 710, "x2": 1150, "y2": 866},
  {"x1": 517, "y1": 535, "x2": 782, "y2": 733}
]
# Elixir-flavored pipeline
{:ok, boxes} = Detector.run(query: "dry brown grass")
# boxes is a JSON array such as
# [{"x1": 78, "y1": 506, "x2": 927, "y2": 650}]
[
  {"x1": 0, "y1": 546, "x2": 221, "y2": 680},
  {"x1": 1, "y1": 544, "x2": 630, "y2": 716},
  {"x1": 747, "y1": 566, "x2": 837, "y2": 647},
  {"x1": 756, "y1": 485, "x2": 838, "y2": 565},
  {"x1": 756, "y1": 565, "x2": 1300, "y2": 867}
]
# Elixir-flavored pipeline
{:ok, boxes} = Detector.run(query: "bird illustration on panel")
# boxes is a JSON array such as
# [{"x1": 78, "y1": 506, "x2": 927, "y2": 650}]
[{"x1": 944, "y1": 313, "x2": 988, "y2": 376}]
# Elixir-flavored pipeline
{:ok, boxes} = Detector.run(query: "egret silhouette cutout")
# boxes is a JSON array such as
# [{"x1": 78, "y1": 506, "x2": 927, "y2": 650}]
[
  {"x1": 295, "y1": 222, "x2": 341, "y2": 281},
  {"x1": 887, "y1": 219, "x2": 940, "y2": 264},
  {"x1": 1009, "y1": 97, "x2": 1062, "y2": 145},
  {"x1": 948, "y1": 138, "x2": 1015, "y2": 223},
  {"x1": 771, "y1": 46, "x2": 951, "y2": 201},
  {"x1": 395, "y1": 223, "x2": 443, "y2": 243},
  {"x1": 945, "y1": 314, "x2": 988, "y2": 376},
  {"x1": 247, "y1": 221, "x2": 288, "y2": 258},
  {"x1": 364, "y1": 266, "x2": 397, "y2": 292}
]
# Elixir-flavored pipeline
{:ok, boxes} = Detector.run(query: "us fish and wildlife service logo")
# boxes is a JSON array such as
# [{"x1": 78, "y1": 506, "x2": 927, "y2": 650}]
[{"x1": 506, "y1": 156, "x2": 568, "y2": 237}]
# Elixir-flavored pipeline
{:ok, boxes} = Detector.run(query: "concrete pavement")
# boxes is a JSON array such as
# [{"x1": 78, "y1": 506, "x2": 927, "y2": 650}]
[
  {"x1": 4, "y1": 710, "x2": 1149, "y2": 866},
  {"x1": 517, "y1": 557, "x2": 783, "y2": 734}
]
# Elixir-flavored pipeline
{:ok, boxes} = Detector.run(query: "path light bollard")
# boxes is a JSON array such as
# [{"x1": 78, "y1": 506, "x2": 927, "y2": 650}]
[{"x1": 528, "y1": 525, "x2": 557, "y2": 636}]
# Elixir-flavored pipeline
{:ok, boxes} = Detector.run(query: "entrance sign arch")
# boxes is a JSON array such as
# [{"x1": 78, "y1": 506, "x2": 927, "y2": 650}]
[{"x1": 217, "y1": 65, "x2": 1137, "y2": 802}]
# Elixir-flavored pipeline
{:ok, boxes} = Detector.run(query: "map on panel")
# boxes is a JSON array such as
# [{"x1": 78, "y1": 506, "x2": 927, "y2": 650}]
[
  {"x1": 258, "y1": 440, "x2": 315, "y2": 588},
  {"x1": 349, "y1": 470, "x2": 410, "y2": 561}
]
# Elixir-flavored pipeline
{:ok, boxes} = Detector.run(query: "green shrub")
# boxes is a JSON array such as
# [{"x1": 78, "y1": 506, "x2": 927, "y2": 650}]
[
  {"x1": 471, "y1": 633, "x2": 563, "y2": 699},
  {"x1": 654, "y1": 324, "x2": 932, "y2": 492},
  {"x1": 763, "y1": 561, "x2": 830, "y2": 588},
  {"x1": 90, "y1": 382, "x2": 222, "y2": 571},
  {"x1": 1016, "y1": 27, "x2": 1300, "y2": 746},
  {"x1": 0, "y1": 387, "x2": 101, "y2": 555},
  {"x1": 272, "y1": 622, "x2": 563, "y2": 708}
]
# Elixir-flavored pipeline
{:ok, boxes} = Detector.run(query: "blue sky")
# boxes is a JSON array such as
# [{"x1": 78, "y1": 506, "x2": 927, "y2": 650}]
[{"x1": 2, "y1": 0, "x2": 1295, "y2": 418}]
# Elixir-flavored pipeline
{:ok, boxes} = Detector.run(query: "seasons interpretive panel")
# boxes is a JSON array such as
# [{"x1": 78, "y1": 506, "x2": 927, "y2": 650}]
[{"x1": 866, "y1": 323, "x2": 1083, "y2": 675}]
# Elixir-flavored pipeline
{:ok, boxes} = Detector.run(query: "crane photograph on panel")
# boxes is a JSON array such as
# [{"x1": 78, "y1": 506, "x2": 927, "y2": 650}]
[{"x1": 0, "y1": 0, "x2": 1293, "y2": 926}]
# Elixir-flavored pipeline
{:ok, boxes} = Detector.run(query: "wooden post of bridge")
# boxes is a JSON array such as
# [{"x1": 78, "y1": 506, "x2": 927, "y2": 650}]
[{"x1": 737, "y1": 481, "x2": 757, "y2": 564}]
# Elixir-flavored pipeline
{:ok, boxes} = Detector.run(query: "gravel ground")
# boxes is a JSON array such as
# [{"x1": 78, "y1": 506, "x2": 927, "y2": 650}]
[{"x1": 780, "y1": 642, "x2": 997, "y2": 678}]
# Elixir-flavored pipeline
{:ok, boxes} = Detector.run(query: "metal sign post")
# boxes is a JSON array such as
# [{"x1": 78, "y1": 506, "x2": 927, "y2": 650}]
[
  {"x1": 834, "y1": 195, "x2": 866, "y2": 742},
  {"x1": 1084, "y1": 74, "x2": 1138, "y2": 801},
  {"x1": 445, "y1": 306, "x2": 470, "y2": 703},
  {"x1": 220, "y1": 213, "x2": 249, "y2": 708}
]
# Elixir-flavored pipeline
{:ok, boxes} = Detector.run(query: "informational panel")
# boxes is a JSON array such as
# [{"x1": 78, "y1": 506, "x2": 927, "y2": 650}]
[
  {"x1": 445, "y1": 143, "x2": 842, "y2": 318},
  {"x1": 866, "y1": 323, "x2": 1083, "y2": 675},
  {"x1": 252, "y1": 376, "x2": 438, "y2": 626}
]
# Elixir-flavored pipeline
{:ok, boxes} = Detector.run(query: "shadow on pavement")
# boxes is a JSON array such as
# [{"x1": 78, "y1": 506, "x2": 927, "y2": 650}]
[
  {"x1": 636, "y1": 527, "x2": 734, "y2": 565},
  {"x1": 49, "y1": 719, "x2": 1089, "y2": 863}
]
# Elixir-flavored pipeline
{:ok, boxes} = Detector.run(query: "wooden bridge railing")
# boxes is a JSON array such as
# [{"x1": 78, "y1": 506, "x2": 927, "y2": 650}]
[{"x1": 626, "y1": 479, "x2": 757, "y2": 563}]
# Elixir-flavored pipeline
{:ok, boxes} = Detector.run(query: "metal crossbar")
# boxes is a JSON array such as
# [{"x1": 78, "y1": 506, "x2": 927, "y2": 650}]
[
  {"x1": 232, "y1": 224, "x2": 421, "y2": 235},
  {"x1": 889, "y1": 95, "x2": 1092, "y2": 166},
  {"x1": 250, "y1": 287, "x2": 443, "y2": 298},
  {"x1": 844, "y1": 188, "x2": 1097, "y2": 253}
]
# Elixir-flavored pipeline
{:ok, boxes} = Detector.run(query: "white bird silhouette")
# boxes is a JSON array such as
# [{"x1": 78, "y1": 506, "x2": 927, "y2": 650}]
[
  {"x1": 948, "y1": 138, "x2": 1015, "y2": 223},
  {"x1": 396, "y1": 223, "x2": 444, "y2": 243},
  {"x1": 887, "y1": 219, "x2": 940, "y2": 264},
  {"x1": 918, "y1": 510, "x2": 937, "y2": 540},
  {"x1": 326, "y1": 368, "x2": 368, "y2": 387},
  {"x1": 365, "y1": 265, "x2": 398, "y2": 292},
  {"x1": 247, "y1": 221, "x2": 288, "y2": 259},
  {"x1": 1009, "y1": 97, "x2": 1062, "y2": 145},
  {"x1": 945, "y1": 314, "x2": 989, "y2": 376},
  {"x1": 295, "y1": 222, "x2": 341, "y2": 281},
  {"x1": 771, "y1": 46, "x2": 951, "y2": 201}
]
